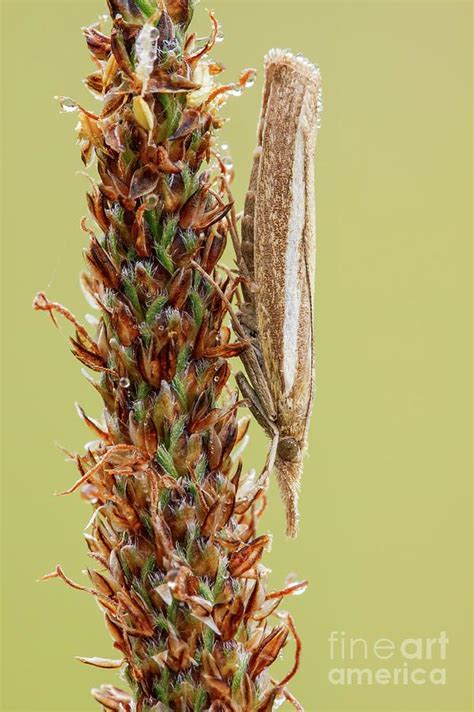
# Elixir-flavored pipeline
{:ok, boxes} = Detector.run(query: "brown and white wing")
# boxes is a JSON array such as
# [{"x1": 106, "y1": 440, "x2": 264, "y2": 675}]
[
  {"x1": 249, "y1": 50, "x2": 321, "y2": 536},
  {"x1": 254, "y1": 49, "x2": 321, "y2": 441}
]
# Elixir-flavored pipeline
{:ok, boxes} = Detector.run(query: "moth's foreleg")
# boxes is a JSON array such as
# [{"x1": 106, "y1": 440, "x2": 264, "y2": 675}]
[
  {"x1": 239, "y1": 348, "x2": 276, "y2": 423},
  {"x1": 262, "y1": 426, "x2": 279, "y2": 488},
  {"x1": 236, "y1": 371, "x2": 274, "y2": 438},
  {"x1": 236, "y1": 371, "x2": 280, "y2": 487},
  {"x1": 237, "y1": 313, "x2": 276, "y2": 424},
  {"x1": 193, "y1": 254, "x2": 277, "y2": 428}
]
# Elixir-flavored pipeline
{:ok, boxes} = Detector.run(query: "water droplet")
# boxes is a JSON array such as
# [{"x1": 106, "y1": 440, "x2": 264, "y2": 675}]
[
  {"x1": 119, "y1": 377, "x2": 130, "y2": 388},
  {"x1": 215, "y1": 31, "x2": 224, "y2": 44},
  {"x1": 135, "y1": 24, "x2": 159, "y2": 93},
  {"x1": 228, "y1": 86, "x2": 242, "y2": 97},
  {"x1": 222, "y1": 156, "x2": 233, "y2": 170},
  {"x1": 213, "y1": 376, "x2": 220, "y2": 382},
  {"x1": 240, "y1": 69, "x2": 257, "y2": 89},
  {"x1": 144, "y1": 194, "x2": 159, "y2": 209},
  {"x1": 221, "y1": 143, "x2": 229, "y2": 151},
  {"x1": 56, "y1": 96, "x2": 78, "y2": 113},
  {"x1": 158, "y1": 325, "x2": 165, "y2": 332},
  {"x1": 293, "y1": 583, "x2": 308, "y2": 596}
]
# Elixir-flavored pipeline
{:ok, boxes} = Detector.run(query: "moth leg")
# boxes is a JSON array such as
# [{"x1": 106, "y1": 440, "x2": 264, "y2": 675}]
[
  {"x1": 191, "y1": 256, "x2": 277, "y2": 424},
  {"x1": 237, "y1": 302, "x2": 277, "y2": 421},
  {"x1": 239, "y1": 346, "x2": 276, "y2": 423},
  {"x1": 238, "y1": 365, "x2": 302, "y2": 538},
  {"x1": 235, "y1": 372, "x2": 273, "y2": 438},
  {"x1": 261, "y1": 425, "x2": 279, "y2": 488},
  {"x1": 235, "y1": 371, "x2": 279, "y2": 486}
]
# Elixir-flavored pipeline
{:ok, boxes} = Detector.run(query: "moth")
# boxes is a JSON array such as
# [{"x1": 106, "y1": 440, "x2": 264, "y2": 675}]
[{"x1": 236, "y1": 49, "x2": 322, "y2": 537}]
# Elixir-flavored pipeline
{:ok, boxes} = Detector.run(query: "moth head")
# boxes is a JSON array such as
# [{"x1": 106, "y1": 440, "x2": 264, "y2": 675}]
[{"x1": 277, "y1": 436, "x2": 301, "y2": 462}]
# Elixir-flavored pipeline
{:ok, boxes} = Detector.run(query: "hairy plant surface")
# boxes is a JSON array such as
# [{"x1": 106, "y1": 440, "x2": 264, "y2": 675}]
[{"x1": 34, "y1": 1, "x2": 307, "y2": 710}]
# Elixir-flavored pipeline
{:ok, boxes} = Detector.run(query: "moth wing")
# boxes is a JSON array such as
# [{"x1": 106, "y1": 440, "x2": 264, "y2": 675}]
[
  {"x1": 241, "y1": 54, "x2": 278, "y2": 281},
  {"x1": 254, "y1": 50, "x2": 321, "y2": 441}
]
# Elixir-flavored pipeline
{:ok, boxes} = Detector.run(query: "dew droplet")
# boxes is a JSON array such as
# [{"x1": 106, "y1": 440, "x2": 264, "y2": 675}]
[
  {"x1": 144, "y1": 194, "x2": 159, "y2": 209},
  {"x1": 119, "y1": 377, "x2": 130, "y2": 388},
  {"x1": 240, "y1": 69, "x2": 256, "y2": 89},
  {"x1": 135, "y1": 24, "x2": 159, "y2": 93},
  {"x1": 215, "y1": 31, "x2": 224, "y2": 44},
  {"x1": 293, "y1": 583, "x2": 308, "y2": 596},
  {"x1": 221, "y1": 143, "x2": 229, "y2": 151},
  {"x1": 56, "y1": 96, "x2": 79, "y2": 113},
  {"x1": 213, "y1": 376, "x2": 220, "y2": 382}
]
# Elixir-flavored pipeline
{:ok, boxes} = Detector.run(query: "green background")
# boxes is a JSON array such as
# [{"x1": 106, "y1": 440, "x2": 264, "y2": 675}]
[{"x1": 1, "y1": 1, "x2": 472, "y2": 710}]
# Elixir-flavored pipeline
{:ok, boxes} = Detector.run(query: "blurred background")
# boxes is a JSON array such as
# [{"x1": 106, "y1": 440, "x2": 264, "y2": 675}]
[{"x1": 1, "y1": 1, "x2": 471, "y2": 710}]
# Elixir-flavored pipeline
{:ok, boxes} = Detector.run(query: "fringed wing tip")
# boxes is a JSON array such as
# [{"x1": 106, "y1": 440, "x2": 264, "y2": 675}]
[{"x1": 275, "y1": 457, "x2": 302, "y2": 538}]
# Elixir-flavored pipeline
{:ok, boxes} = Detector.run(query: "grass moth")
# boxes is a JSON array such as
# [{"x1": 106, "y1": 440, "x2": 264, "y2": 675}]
[{"x1": 236, "y1": 49, "x2": 322, "y2": 537}]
